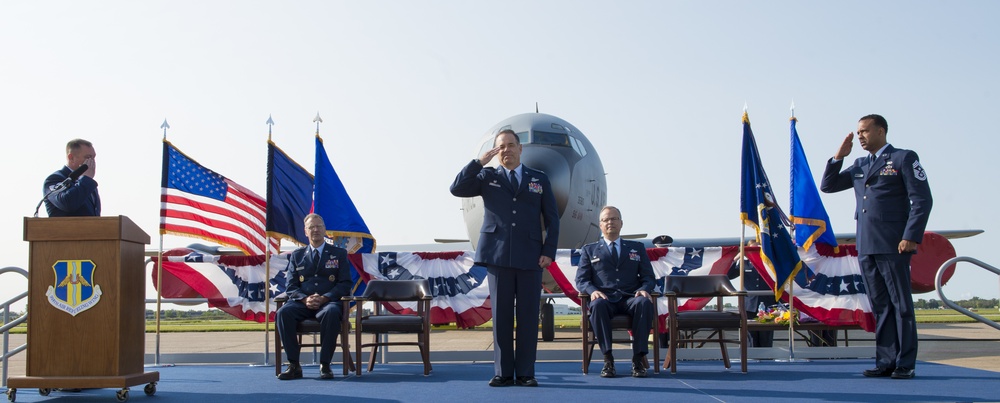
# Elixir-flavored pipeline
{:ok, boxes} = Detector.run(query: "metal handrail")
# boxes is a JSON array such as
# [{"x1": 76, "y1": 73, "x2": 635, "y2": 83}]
[
  {"x1": 1, "y1": 266, "x2": 29, "y2": 389},
  {"x1": 936, "y1": 257, "x2": 1000, "y2": 331}
]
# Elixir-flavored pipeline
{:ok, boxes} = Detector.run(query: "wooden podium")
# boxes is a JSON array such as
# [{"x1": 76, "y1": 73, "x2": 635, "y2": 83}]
[{"x1": 6, "y1": 216, "x2": 158, "y2": 402}]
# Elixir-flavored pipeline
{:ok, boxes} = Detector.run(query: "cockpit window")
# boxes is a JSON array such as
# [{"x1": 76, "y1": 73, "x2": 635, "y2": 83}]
[
  {"x1": 531, "y1": 130, "x2": 570, "y2": 147},
  {"x1": 570, "y1": 136, "x2": 587, "y2": 157}
]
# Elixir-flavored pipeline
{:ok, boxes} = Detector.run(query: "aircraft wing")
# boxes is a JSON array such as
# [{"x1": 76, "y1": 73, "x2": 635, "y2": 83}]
[{"x1": 639, "y1": 229, "x2": 983, "y2": 248}]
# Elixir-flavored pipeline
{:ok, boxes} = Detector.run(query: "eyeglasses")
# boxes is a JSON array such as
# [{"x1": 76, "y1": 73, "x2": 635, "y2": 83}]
[{"x1": 600, "y1": 217, "x2": 621, "y2": 223}]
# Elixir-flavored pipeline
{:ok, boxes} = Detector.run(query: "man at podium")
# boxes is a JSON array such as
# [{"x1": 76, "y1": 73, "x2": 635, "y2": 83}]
[{"x1": 43, "y1": 139, "x2": 101, "y2": 217}]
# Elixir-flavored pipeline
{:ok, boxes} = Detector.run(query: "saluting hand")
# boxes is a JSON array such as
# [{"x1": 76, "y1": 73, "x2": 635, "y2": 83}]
[
  {"x1": 83, "y1": 157, "x2": 97, "y2": 178},
  {"x1": 479, "y1": 146, "x2": 500, "y2": 166},
  {"x1": 834, "y1": 132, "x2": 853, "y2": 160}
]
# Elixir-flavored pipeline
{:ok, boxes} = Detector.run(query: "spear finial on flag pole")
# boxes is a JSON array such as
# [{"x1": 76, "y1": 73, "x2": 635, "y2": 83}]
[
  {"x1": 790, "y1": 99, "x2": 796, "y2": 119},
  {"x1": 266, "y1": 115, "x2": 275, "y2": 141},
  {"x1": 161, "y1": 119, "x2": 170, "y2": 140},
  {"x1": 313, "y1": 112, "x2": 323, "y2": 137}
]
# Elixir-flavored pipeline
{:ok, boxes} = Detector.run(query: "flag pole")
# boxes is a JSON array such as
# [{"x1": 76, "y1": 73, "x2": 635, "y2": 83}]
[
  {"x1": 154, "y1": 119, "x2": 170, "y2": 368},
  {"x1": 778, "y1": 101, "x2": 809, "y2": 363},
  {"x1": 261, "y1": 115, "x2": 276, "y2": 368}
]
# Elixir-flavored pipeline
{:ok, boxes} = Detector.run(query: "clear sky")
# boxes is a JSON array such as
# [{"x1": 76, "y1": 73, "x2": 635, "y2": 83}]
[{"x1": 3, "y1": 1, "x2": 998, "y2": 313}]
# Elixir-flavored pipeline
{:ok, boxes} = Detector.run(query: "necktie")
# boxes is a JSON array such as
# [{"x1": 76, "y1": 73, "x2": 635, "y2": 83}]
[
  {"x1": 312, "y1": 249, "x2": 320, "y2": 268},
  {"x1": 509, "y1": 170, "x2": 519, "y2": 191},
  {"x1": 609, "y1": 242, "x2": 618, "y2": 266}
]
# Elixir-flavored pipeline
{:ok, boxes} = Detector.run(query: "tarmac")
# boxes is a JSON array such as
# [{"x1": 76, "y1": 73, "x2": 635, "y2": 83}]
[{"x1": 3, "y1": 322, "x2": 1000, "y2": 380}]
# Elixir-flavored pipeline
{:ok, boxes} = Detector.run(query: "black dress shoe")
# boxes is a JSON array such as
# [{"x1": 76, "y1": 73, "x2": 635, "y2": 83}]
[
  {"x1": 488, "y1": 376, "x2": 514, "y2": 387},
  {"x1": 277, "y1": 363, "x2": 303, "y2": 380},
  {"x1": 632, "y1": 362, "x2": 648, "y2": 378},
  {"x1": 862, "y1": 366, "x2": 895, "y2": 378},
  {"x1": 319, "y1": 364, "x2": 334, "y2": 379},
  {"x1": 891, "y1": 367, "x2": 915, "y2": 379},
  {"x1": 515, "y1": 376, "x2": 538, "y2": 387},
  {"x1": 600, "y1": 361, "x2": 616, "y2": 378}
]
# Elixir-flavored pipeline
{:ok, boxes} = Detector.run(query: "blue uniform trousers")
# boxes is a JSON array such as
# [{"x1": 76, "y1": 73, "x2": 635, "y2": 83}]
[
  {"x1": 859, "y1": 254, "x2": 918, "y2": 369},
  {"x1": 276, "y1": 300, "x2": 344, "y2": 364},
  {"x1": 487, "y1": 264, "x2": 542, "y2": 378}
]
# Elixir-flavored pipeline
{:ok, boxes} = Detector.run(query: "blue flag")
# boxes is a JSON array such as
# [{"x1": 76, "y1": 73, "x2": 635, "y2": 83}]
[
  {"x1": 789, "y1": 117, "x2": 839, "y2": 252},
  {"x1": 739, "y1": 112, "x2": 803, "y2": 299},
  {"x1": 265, "y1": 140, "x2": 313, "y2": 246},
  {"x1": 314, "y1": 135, "x2": 376, "y2": 297}
]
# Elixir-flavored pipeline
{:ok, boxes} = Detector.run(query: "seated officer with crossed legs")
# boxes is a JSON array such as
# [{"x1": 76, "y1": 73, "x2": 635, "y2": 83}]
[
  {"x1": 576, "y1": 206, "x2": 656, "y2": 378},
  {"x1": 276, "y1": 213, "x2": 353, "y2": 380}
]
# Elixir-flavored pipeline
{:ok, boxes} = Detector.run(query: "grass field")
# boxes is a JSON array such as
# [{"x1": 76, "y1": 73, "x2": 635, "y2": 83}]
[{"x1": 5, "y1": 309, "x2": 999, "y2": 334}]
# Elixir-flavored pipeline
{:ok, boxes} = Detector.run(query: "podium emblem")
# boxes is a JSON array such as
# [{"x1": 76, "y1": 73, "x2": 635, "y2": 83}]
[{"x1": 46, "y1": 259, "x2": 103, "y2": 316}]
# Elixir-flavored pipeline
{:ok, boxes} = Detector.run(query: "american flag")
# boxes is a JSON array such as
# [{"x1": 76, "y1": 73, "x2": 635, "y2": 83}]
[{"x1": 160, "y1": 141, "x2": 277, "y2": 255}]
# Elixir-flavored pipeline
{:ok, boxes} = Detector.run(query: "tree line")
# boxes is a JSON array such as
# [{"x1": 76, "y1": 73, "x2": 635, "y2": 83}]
[{"x1": 914, "y1": 297, "x2": 999, "y2": 310}]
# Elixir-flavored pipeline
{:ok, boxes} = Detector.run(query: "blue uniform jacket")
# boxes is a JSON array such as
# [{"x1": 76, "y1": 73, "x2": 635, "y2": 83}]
[
  {"x1": 43, "y1": 166, "x2": 101, "y2": 217},
  {"x1": 284, "y1": 245, "x2": 353, "y2": 302},
  {"x1": 820, "y1": 144, "x2": 933, "y2": 256},
  {"x1": 575, "y1": 239, "x2": 655, "y2": 300},
  {"x1": 450, "y1": 160, "x2": 560, "y2": 271}
]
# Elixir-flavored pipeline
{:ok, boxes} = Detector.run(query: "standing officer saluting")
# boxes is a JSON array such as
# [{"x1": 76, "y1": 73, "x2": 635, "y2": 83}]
[
  {"x1": 821, "y1": 114, "x2": 932, "y2": 380},
  {"x1": 450, "y1": 129, "x2": 560, "y2": 387}
]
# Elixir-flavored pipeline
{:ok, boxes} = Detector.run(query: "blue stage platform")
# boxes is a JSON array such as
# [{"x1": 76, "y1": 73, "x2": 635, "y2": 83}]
[{"x1": 5, "y1": 359, "x2": 999, "y2": 402}]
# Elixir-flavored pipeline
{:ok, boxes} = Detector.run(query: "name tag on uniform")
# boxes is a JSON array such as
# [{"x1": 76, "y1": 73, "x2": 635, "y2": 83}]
[
  {"x1": 854, "y1": 173, "x2": 864, "y2": 178},
  {"x1": 489, "y1": 181, "x2": 502, "y2": 188},
  {"x1": 590, "y1": 257, "x2": 601, "y2": 263},
  {"x1": 294, "y1": 265, "x2": 306, "y2": 272}
]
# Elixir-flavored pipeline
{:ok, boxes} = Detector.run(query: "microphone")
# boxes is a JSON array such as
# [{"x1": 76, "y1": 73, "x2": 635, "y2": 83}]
[
  {"x1": 32, "y1": 164, "x2": 90, "y2": 217},
  {"x1": 62, "y1": 163, "x2": 89, "y2": 185}
]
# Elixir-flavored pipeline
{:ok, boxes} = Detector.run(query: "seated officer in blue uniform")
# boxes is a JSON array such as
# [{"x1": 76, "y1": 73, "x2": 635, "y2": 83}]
[
  {"x1": 821, "y1": 114, "x2": 932, "y2": 380},
  {"x1": 276, "y1": 213, "x2": 353, "y2": 380},
  {"x1": 576, "y1": 206, "x2": 655, "y2": 378},
  {"x1": 43, "y1": 139, "x2": 101, "y2": 217}
]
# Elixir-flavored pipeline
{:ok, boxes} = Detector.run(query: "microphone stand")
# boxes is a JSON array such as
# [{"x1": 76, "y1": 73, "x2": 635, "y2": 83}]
[{"x1": 33, "y1": 181, "x2": 72, "y2": 217}]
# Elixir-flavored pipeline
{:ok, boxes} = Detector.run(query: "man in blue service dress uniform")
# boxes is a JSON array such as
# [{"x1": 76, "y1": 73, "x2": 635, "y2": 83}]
[
  {"x1": 820, "y1": 114, "x2": 932, "y2": 380},
  {"x1": 276, "y1": 213, "x2": 353, "y2": 380},
  {"x1": 450, "y1": 129, "x2": 560, "y2": 387},
  {"x1": 576, "y1": 206, "x2": 655, "y2": 378},
  {"x1": 44, "y1": 139, "x2": 101, "y2": 217}
]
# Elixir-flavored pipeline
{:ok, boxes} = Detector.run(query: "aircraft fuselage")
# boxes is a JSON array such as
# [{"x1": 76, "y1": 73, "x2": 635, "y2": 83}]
[{"x1": 461, "y1": 113, "x2": 607, "y2": 250}]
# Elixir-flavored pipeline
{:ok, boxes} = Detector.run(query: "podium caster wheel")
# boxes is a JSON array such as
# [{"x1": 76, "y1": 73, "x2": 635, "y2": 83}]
[
  {"x1": 116, "y1": 388, "x2": 129, "y2": 402},
  {"x1": 38, "y1": 388, "x2": 51, "y2": 396},
  {"x1": 144, "y1": 382, "x2": 156, "y2": 396},
  {"x1": 5, "y1": 388, "x2": 14, "y2": 402}
]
